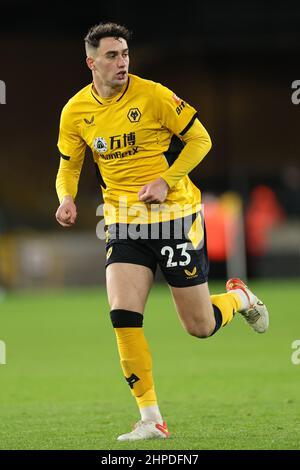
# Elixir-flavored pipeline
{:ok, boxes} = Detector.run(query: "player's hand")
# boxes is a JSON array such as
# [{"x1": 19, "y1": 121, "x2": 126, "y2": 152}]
[
  {"x1": 55, "y1": 196, "x2": 77, "y2": 227},
  {"x1": 138, "y1": 177, "x2": 169, "y2": 204}
]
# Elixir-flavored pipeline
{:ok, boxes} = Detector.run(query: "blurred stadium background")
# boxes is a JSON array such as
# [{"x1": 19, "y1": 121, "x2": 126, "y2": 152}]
[
  {"x1": 0, "y1": 0, "x2": 300, "y2": 450},
  {"x1": 1, "y1": 0, "x2": 300, "y2": 288}
]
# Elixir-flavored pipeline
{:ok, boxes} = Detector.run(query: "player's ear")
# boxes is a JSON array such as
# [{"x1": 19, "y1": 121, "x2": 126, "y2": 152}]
[{"x1": 86, "y1": 56, "x2": 95, "y2": 70}]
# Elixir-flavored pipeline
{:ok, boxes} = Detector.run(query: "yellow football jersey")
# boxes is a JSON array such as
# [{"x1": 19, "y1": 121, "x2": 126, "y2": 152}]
[{"x1": 57, "y1": 73, "x2": 204, "y2": 224}]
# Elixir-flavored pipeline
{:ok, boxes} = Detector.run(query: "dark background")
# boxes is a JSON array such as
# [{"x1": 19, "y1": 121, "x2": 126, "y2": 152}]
[{"x1": 0, "y1": 0, "x2": 299, "y2": 233}]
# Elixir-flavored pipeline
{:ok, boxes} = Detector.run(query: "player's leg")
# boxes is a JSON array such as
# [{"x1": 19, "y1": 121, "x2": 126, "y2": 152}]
[
  {"x1": 106, "y1": 262, "x2": 169, "y2": 441},
  {"x1": 170, "y1": 281, "x2": 240, "y2": 338},
  {"x1": 106, "y1": 262, "x2": 153, "y2": 312},
  {"x1": 158, "y1": 214, "x2": 268, "y2": 337},
  {"x1": 171, "y1": 279, "x2": 269, "y2": 338}
]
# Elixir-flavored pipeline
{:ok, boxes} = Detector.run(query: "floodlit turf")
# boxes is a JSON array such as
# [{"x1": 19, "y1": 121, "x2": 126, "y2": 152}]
[{"x1": 0, "y1": 280, "x2": 300, "y2": 450}]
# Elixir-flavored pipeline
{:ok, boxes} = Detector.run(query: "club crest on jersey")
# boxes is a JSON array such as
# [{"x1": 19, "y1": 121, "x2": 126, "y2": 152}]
[
  {"x1": 94, "y1": 137, "x2": 108, "y2": 153},
  {"x1": 127, "y1": 108, "x2": 141, "y2": 122}
]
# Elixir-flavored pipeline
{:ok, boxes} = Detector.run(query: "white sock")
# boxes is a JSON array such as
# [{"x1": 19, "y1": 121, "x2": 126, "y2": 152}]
[
  {"x1": 230, "y1": 288, "x2": 256, "y2": 311},
  {"x1": 140, "y1": 405, "x2": 163, "y2": 424}
]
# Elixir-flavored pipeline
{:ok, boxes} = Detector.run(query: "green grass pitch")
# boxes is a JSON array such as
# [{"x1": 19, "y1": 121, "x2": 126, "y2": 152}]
[{"x1": 0, "y1": 280, "x2": 299, "y2": 450}]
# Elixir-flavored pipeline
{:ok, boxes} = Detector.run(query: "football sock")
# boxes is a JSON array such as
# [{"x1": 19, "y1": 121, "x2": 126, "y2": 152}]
[
  {"x1": 227, "y1": 288, "x2": 255, "y2": 311},
  {"x1": 110, "y1": 309, "x2": 159, "y2": 414},
  {"x1": 210, "y1": 292, "x2": 242, "y2": 333},
  {"x1": 140, "y1": 403, "x2": 163, "y2": 424}
]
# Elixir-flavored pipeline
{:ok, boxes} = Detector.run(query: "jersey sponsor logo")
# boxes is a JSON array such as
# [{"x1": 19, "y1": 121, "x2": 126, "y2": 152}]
[
  {"x1": 110, "y1": 132, "x2": 136, "y2": 150},
  {"x1": 127, "y1": 108, "x2": 141, "y2": 122},
  {"x1": 84, "y1": 115, "x2": 95, "y2": 125},
  {"x1": 184, "y1": 267, "x2": 197, "y2": 278},
  {"x1": 99, "y1": 146, "x2": 139, "y2": 160},
  {"x1": 172, "y1": 93, "x2": 181, "y2": 104},
  {"x1": 94, "y1": 137, "x2": 108, "y2": 153},
  {"x1": 176, "y1": 101, "x2": 186, "y2": 115},
  {"x1": 95, "y1": 132, "x2": 138, "y2": 160}
]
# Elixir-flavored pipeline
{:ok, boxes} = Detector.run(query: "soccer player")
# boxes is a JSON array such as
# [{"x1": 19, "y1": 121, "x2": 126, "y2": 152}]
[{"x1": 55, "y1": 22, "x2": 269, "y2": 441}]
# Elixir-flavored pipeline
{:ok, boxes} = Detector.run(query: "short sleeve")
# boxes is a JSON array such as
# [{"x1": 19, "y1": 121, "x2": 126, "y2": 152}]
[{"x1": 154, "y1": 83, "x2": 198, "y2": 136}]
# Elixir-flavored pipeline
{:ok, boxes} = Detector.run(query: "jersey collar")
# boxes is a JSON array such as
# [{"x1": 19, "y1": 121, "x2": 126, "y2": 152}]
[{"x1": 90, "y1": 77, "x2": 130, "y2": 106}]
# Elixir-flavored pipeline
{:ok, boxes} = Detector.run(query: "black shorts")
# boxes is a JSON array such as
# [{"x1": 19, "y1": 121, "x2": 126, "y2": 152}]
[{"x1": 105, "y1": 213, "x2": 209, "y2": 287}]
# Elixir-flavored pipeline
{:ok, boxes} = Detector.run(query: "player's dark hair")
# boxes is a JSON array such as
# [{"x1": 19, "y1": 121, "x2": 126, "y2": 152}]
[{"x1": 84, "y1": 22, "x2": 132, "y2": 49}]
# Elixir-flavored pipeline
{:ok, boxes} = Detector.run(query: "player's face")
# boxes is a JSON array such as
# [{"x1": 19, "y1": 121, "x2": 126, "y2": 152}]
[{"x1": 93, "y1": 37, "x2": 129, "y2": 88}]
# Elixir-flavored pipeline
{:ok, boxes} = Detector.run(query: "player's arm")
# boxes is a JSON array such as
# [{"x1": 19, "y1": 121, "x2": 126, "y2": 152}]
[
  {"x1": 160, "y1": 117, "x2": 212, "y2": 189},
  {"x1": 55, "y1": 156, "x2": 83, "y2": 227},
  {"x1": 138, "y1": 119, "x2": 211, "y2": 203},
  {"x1": 55, "y1": 104, "x2": 86, "y2": 227},
  {"x1": 138, "y1": 85, "x2": 211, "y2": 203}
]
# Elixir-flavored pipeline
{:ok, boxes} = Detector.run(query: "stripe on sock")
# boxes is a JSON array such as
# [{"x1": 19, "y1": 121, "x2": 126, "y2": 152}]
[
  {"x1": 110, "y1": 309, "x2": 143, "y2": 328},
  {"x1": 209, "y1": 305, "x2": 223, "y2": 336}
]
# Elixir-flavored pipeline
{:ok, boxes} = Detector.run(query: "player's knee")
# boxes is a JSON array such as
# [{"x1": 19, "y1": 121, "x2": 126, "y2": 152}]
[{"x1": 185, "y1": 320, "x2": 214, "y2": 339}]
